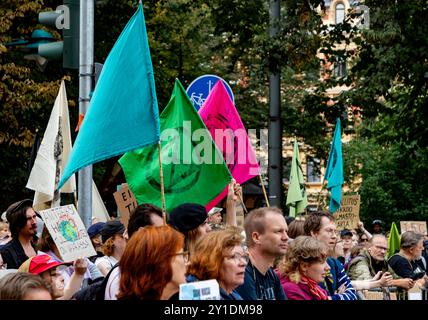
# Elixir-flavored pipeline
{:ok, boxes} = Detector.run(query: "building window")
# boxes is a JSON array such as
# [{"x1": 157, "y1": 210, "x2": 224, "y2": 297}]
[
  {"x1": 335, "y1": 3, "x2": 345, "y2": 24},
  {"x1": 282, "y1": 157, "x2": 292, "y2": 183},
  {"x1": 307, "y1": 156, "x2": 321, "y2": 183},
  {"x1": 334, "y1": 59, "x2": 347, "y2": 77}
]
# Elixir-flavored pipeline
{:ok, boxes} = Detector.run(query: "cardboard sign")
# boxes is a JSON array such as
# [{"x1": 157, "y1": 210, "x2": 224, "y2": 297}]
[
  {"x1": 113, "y1": 184, "x2": 137, "y2": 228},
  {"x1": 179, "y1": 279, "x2": 220, "y2": 300},
  {"x1": 39, "y1": 204, "x2": 96, "y2": 262},
  {"x1": 333, "y1": 195, "x2": 361, "y2": 230},
  {"x1": 399, "y1": 221, "x2": 427, "y2": 236}
]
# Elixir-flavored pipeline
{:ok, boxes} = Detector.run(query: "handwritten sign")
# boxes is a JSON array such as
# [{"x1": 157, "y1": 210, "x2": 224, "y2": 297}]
[
  {"x1": 113, "y1": 184, "x2": 137, "y2": 228},
  {"x1": 333, "y1": 195, "x2": 361, "y2": 230},
  {"x1": 39, "y1": 205, "x2": 96, "y2": 262},
  {"x1": 400, "y1": 221, "x2": 427, "y2": 235}
]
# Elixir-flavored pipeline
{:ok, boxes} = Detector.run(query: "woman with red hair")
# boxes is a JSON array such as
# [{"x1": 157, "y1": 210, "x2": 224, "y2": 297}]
[
  {"x1": 186, "y1": 227, "x2": 247, "y2": 300},
  {"x1": 117, "y1": 225, "x2": 186, "y2": 300}
]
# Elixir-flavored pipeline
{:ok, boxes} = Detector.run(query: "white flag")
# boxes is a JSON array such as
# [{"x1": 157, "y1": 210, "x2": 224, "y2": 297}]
[
  {"x1": 91, "y1": 180, "x2": 110, "y2": 222},
  {"x1": 26, "y1": 80, "x2": 76, "y2": 209}
]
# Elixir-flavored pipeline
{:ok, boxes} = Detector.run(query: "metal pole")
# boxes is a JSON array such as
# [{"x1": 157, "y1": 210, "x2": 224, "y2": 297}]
[
  {"x1": 78, "y1": 0, "x2": 94, "y2": 228},
  {"x1": 268, "y1": 0, "x2": 282, "y2": 208}
]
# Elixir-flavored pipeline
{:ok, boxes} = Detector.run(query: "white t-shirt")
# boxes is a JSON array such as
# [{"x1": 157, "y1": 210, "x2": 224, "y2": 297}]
[
  {"x1": 95, "y1": 255, "x2": 118, "y2": 275},
  {"x1": 104, "y1": 266, "x2": 121, "y2": 300}
]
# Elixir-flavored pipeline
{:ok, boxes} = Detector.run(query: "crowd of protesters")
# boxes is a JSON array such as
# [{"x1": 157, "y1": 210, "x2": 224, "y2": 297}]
[{"x1": 1, "y1": 180, "x2": 427, "y2": 301}]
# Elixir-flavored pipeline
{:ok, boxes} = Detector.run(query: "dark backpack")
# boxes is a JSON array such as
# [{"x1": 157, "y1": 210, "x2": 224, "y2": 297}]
[{"x1": 72, "y1": 264, "x2": 119, "y2": 300}]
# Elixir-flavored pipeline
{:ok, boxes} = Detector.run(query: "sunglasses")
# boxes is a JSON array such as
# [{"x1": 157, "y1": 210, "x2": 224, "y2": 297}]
[{"x1": 360, "y1": 238, "x2": 368, "y2": 242}]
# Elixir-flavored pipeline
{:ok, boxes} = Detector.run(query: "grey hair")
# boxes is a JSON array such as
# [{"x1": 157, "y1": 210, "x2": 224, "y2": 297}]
[{"x1": 400, "y1": 231, "x2": 424, "y2": 249}]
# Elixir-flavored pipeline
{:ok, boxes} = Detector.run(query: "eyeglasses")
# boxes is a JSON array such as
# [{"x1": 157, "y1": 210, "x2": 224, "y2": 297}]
[
  {"x1": 174, "y1": 251, "x2": 190, "y2": 262},
  {"x1": 225, "y1": 252, "x2": 249, "y2": 264},
  {"x1": 360, "y1": 238, "x2": 369, "y2": 242}
]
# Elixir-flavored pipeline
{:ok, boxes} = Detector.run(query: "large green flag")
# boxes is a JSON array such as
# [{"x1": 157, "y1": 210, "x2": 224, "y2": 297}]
[
  {"x1": 387, "y1": 222, "x2": 401, "y2": 258},
  {"x1": 286, "y1": 140, "x2": 308, "y2": 217},
  {"x1": 119, "y1": 79, "x2": 232, "y2": 213}
]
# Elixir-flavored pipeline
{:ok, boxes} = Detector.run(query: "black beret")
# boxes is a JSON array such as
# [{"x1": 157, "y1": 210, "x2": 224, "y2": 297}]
[
  {"x1": 168, "y1": 203, "x2": 207, "y2": 234},
  {"x1": 101, "y1": 220, "x2": 125, "y2": 243}
]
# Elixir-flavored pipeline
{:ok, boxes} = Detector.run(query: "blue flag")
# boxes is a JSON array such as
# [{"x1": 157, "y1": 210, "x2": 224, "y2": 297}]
[
  {"x1": 324, "y1": 118, "x2": 343, "y2": 213},
  {"x1": 58, "y1": 4, "x2": 160, "y2": 189}
]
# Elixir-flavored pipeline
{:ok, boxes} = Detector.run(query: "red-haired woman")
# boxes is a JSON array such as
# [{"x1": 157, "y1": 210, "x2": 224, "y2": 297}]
[
  {"x1": 186, "y1": 227, "x2": 247, "y2": 300},
  {"x1": 117, "y1": 225, "x2": 186, "y2": 300}
]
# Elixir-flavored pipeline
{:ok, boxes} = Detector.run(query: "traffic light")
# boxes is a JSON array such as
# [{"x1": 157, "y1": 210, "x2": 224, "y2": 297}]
[{"x1": 38, "y1": 0, "x2": 79, "y2": 69}]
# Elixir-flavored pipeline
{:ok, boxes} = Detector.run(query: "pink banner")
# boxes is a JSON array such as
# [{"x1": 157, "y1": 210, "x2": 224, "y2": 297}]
[{"x1": 199, "y1": 80, "x2": 260, "y2": 211}]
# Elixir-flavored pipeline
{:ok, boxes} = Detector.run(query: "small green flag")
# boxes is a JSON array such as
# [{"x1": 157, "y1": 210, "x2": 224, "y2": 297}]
[
  {"x1": 286, "y1": 140, "x2": 308, "y2": 217},
  {"x1": 119, "y1": 79, "x2": 232, "y2": 213},
  {"x1": 387, "y1": 222, "x2": 401, "y2": 258}
]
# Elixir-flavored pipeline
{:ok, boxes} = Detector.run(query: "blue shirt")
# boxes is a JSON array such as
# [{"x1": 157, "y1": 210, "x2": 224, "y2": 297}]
[
  {"x1": 235, "y1": 260, "x2": 287, "y2": 300},
  {"x1": 319, "y1": 257, "x2": 358, "y2": 300}
]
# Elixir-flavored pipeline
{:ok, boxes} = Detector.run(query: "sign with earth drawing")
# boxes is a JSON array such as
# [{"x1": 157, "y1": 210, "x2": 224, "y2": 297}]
[{"x1": 39, "y1": 204, "x2": 96, "y2": 262}]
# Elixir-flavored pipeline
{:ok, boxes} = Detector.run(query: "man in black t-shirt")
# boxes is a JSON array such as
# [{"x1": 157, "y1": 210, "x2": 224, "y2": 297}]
[{"x1": 235, "y1": 207, "x2": 288, "y2": 300}]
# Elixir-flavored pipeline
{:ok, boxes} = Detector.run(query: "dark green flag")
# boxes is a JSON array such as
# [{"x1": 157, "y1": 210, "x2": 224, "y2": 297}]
[{"x1": 119, "y1": 79, "x2": 232, "y2": 213}]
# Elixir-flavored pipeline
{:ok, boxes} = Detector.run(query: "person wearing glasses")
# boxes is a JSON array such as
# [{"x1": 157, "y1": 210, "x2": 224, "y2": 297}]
[
  {"x1": 0, "y1": 199, "x2": 38, "y2": 269},
  {"x1": 303, "y1": 211, "x2": 358, "y2": 300},
  {"x1": 117, "y1": 225, "x2": 186, "y2": 300},
  {"x1": 186, "y1": 226, "x2": 247, "y2": 300},
  {"x1": 346, "y1": 234, "x2": 397, "y2": 299}
]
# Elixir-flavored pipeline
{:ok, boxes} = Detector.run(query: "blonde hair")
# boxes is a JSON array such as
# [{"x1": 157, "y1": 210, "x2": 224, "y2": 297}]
[{"x1": 278, "y1": 236, "x2": 328, "y2": 283}]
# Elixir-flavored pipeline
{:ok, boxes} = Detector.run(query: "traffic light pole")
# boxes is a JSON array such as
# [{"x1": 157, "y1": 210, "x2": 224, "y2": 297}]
[
  {"x1": 268, "y1": 0, "x2": 282, "y2": 208},
  {"x1": 78, "y1": 0, "x2": 94, "y2": 228}
]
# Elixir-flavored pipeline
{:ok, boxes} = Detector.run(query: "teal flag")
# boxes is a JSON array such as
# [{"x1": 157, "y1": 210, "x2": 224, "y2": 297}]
[
  {"x1": 58, "y1": 4, "x2": 160, "y2": 189},
  {"x1": 387, "y1": 222, "x2": 401, "y2": 258},
  {"x1": 286, "y1": 140, "x2": 308, "y2": 217},
  {"x1": 324, "y1": 118, "x2": 343, "y2": 213},
  {"x1": 119, "y1": 79, "x2": 232, "y2": 213}
]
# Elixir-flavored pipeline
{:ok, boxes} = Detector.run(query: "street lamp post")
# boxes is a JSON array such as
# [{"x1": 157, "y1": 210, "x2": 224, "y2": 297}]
[
  {"x1": 78, "y1": 0, "x2": 94, "y2": 228},
  {"x1": 268, "y1": 0, "x2": 282, "y2": 208}
]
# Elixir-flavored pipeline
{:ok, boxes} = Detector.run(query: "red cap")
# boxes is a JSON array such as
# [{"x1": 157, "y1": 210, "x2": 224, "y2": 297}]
[{"x1": 18, "y1": 254, "x2": 67, "y2": 275}]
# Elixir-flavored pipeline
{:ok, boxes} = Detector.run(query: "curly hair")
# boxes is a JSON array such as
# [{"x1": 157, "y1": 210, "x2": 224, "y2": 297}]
[
  {"x1": 277, "y1": 235, "x2": 328, "y2": 284},
  {"x1": 186, "y1": 226, "x2": 244, "y2": 281},
  {"x1": 117, "y1": 225, "x2": 184, "y2": 300},
  {"x1": 102, "y1": 237, "x2": 116, "y2": 256}
]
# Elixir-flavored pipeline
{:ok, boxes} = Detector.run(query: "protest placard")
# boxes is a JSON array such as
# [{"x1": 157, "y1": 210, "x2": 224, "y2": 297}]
[
  {"x1": 399, "y1": 221, "x2": 427, "y2": 235},
  {"x1": 179, "y1": 279, "x2": 220, "y2": 300},
  {"x1": 38, "y1": 204, "x2": 96, "y2": 262},
  {"x1": 333, "y1": 195, "x2": 361, "y2": 230},
  {"x1": 113, "y1": 183, "x2": 138, "y2": 228}
]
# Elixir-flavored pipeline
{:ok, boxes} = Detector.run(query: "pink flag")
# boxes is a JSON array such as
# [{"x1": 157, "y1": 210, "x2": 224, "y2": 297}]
[{"x1": 199, "y1": 80, "x2": 260, "y2": 210}]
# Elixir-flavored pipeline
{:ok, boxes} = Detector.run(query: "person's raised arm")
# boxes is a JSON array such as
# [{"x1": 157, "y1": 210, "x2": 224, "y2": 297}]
[
  {"x1": 225, "y1": 179, "x2": 241, "y2": 227},
  {"x1": 61, "y1": 258, "x2": 88, "y2": 300}
]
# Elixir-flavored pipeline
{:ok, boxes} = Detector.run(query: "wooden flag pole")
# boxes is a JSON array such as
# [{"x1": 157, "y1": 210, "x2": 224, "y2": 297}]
[
  {"x1": 316, "y1": 180, "x2": 327, "y2": 210},
  {"x1": 158, "y1": 142, "x2": 167, "y2": 224},
  {"x1": 258, "y1": 174, "x2": 270, "y2": 207},
  {"x1": 238, "y1": 193, "x2": 248, "y2": 214}
]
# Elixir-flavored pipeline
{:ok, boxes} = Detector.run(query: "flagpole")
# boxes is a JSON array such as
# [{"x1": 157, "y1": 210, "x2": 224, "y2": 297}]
[
  {"x1": 237, "y1": 193, "x2": 248, "y2": 214},
  {"x1": 258, "y1": 174, "x2": 270, "y2": 207},
  {"x1": 316, "y1": 180, "x2": 327, "y2": 210},
  {"x1": 158, "y1": 142, "x2": 167, "y2": 224}
]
